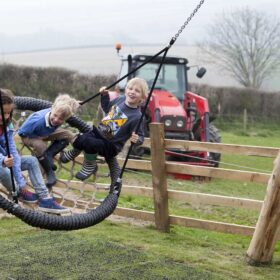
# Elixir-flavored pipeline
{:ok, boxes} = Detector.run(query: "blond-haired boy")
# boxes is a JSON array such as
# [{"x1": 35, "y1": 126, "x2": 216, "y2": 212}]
[
  {"x1": 18, "y1": 93, "x2": 80, "y2": 188},
  {"x1": 60, "y1": 78, "x2": 148, "y2": 175}
]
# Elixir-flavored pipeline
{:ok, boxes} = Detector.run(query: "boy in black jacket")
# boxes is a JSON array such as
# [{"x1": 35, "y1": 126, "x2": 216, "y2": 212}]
[{"x1": 60, "y1": 78, "x2": 148, "y2": 178}]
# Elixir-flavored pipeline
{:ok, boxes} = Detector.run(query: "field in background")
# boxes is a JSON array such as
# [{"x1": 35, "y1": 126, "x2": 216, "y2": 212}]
[{"x1": 1, "y1": 45, "x2": 279, "y2": 91}]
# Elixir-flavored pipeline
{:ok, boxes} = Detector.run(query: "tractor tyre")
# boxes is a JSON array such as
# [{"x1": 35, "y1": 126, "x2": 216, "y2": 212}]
[{"x1": 208, "y1": 124, "x2": 221, "y2": 167}]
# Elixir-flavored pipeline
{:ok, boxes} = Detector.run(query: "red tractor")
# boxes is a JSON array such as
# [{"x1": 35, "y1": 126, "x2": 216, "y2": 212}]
[{"x1": 104, "y1": 45, "x2": 221, "y2": 168}]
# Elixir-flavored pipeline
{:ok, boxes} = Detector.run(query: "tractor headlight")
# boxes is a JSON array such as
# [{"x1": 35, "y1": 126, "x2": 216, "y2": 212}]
[
  {"x1": 176, "y1": 120, "x2": 184, "y2": 128},
  {"x1": 164, "y1": 119, "x2": 172, "y2": 127}
]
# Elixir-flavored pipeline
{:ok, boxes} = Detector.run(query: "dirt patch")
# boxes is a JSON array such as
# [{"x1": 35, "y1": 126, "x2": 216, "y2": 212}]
[{"x1": 107, "y1": 214, "x2": 154, "y2": 227}]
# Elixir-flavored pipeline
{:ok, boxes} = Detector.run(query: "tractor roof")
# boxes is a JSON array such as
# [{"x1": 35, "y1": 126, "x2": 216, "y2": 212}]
[{"x1": 125, "y1": 54, "x2": 189, "y2": 65}]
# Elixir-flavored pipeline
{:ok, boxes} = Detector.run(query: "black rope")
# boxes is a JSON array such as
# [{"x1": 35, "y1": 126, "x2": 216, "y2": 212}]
[
  {"x1": 79, "y1": 47, "x2": 169, "y2": 106},
  {"x1": 81, "y1": 0, "x2": 206, "y2": 194},
  {"x1": 111, "y1": 47, "x2": 170, "y2": 195},
  {"x1": 79, "y1": 1, "x2": 205, "y2": 106},
  {"x1": 0, "y1": 90, "x2": 18, "y2": 203}
]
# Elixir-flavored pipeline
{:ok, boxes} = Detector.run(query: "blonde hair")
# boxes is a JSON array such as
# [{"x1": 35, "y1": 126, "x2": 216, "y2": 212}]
[
  {"x1": 126, "y1": 78, "x2": 149, "y2": 99},
  {"x1": 52, "y1": 93, "x2": 80, "y2": 120}
]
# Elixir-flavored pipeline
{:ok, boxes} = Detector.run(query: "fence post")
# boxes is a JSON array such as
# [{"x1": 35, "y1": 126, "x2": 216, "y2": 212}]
[
  {"x1": 246, "y1": 151, "x2": 280, "y2": 265},
  {"x1": 243, "y1": 108, "x2": 247, "y2": 132},
  {"x1": 149, "y1": 123, "x2": 170, "y2": 232}
]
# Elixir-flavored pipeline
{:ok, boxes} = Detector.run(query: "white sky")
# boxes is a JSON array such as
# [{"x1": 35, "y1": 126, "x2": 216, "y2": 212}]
[
  {"x1": 1, "y1": 0, "x2": 280, "y2": 90},
  {"x1": 0, "y1": 0, "x2": 280, "y2": 48}
]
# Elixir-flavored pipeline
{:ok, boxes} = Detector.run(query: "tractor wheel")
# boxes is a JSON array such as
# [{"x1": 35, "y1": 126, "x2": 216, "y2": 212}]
[{"x1": 208, "y1": 124, "x2": 221, "y2": 167}]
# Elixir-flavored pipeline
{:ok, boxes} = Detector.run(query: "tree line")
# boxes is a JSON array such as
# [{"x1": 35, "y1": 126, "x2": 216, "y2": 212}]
[{"x1": 0, "y1": 63, "x2": 116, "y2": 118}]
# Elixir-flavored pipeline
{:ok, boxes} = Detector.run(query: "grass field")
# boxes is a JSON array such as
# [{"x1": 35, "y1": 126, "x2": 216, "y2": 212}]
[
  {"x1": 1, "y1": 122, "x2": 280, "y2": 279},
  {"x1": 0, "y1": 217, "x2": 279, "y2": 280}
]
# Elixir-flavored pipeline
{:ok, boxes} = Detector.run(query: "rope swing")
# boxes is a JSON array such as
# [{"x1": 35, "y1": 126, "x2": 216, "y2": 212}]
[{"x1": 0, "y1": 0, "x2": 205, "y2": 230}]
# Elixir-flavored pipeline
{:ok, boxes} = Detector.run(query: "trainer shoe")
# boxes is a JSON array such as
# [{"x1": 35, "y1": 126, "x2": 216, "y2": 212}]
[
  {"x1": 38, "y1": 198, "x2": 70, "y2": 214},
  {"x1": 18, "y1": 188, "x2": 39, "y2": 204}
]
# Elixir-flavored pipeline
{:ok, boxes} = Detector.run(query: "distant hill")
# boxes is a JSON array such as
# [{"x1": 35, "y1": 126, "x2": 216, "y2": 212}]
[{"x1": 1, "y1": 45, "x2": 279, "y2": 92}]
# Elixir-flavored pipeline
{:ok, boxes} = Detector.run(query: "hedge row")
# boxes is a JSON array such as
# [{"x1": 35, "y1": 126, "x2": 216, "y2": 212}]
[
  {"x1": 1, "y1": 63, "x2": 279, "y2": 121},
  {"x1": 0, "y1": 63, "x2": 116, "y2": 117},
  {"x1": 190, "y1": 83, "x2": 280, "y2": 121}
]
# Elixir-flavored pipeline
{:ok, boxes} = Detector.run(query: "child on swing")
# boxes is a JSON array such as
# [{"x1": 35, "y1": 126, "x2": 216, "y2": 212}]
[
  {"x1": 60, "y1": 78, "x2": 148, "y2": 171},
  {"x1": 18, "y1": 93, "x2": 95, "y2": 187},
  {"x1": 0, "y1": 89, "x2": 69, "y2": 214}
]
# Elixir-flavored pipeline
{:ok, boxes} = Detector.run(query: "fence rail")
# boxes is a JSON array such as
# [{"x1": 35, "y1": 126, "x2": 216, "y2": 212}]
[
  {"x1": 56, "y1": 123, "x2": 275, "y2": 238},
  {"x1": 0, "y1": 129, "x2": 275, "y2": 234}
]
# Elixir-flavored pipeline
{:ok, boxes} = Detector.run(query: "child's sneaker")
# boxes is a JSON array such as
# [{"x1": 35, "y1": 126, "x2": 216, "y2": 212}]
[
  {"x1": 18, "y1": 188, "x2": 39, "y2": 204},
  {"x1": 38, "y1": 198, "x2": 70, "y2": 214}
]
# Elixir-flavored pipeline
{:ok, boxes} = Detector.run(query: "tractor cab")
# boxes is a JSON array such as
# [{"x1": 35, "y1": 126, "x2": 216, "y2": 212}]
[
  {"x1": 118, "y1": 55, "x2": 190, "y2": 101},
  {"x1": 117, "y1": 54, "x2": 205, "y2": 102},
  {"x1": 116, "y1": 52, "x2": 208, "y2": 140}
]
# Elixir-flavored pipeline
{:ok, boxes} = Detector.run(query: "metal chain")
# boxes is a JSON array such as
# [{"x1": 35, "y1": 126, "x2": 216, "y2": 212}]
[{"x1": 171, "y1": 0, "x2": 205, "y2": 44}]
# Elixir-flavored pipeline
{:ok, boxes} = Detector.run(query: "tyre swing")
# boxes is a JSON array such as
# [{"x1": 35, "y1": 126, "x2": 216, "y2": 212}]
[{"x1": 0, "y1": 0, "x2": 205, "y2": 231}]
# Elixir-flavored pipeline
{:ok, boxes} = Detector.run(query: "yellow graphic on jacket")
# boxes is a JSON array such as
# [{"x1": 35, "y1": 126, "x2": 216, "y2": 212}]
[{"x1": 101, "y1": 105, "x2": 128, "y2": 136}]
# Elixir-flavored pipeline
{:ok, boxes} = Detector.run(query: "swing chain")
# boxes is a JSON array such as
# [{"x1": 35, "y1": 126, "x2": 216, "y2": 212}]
[{"x1": 171, "y1": 0, "x2": 205, "y2": 44}]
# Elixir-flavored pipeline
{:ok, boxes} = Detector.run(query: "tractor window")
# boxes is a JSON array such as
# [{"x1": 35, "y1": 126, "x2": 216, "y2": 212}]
[
  {"x1": 136, "y1": 63, "x2": 186, "y2": 100},
  {"x1": 117, "y1": 60, "x2": 129, "y2": 91}
]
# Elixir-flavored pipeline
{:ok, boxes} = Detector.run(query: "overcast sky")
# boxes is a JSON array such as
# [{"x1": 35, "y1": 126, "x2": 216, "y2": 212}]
[{"x1": 0, "y1": 0, "x2": 280, "y2": 52}]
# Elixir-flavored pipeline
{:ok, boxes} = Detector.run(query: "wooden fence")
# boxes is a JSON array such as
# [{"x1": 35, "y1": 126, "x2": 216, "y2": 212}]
[
  {"x1": 44, "y1": 123, "x2": 277, "y2": 237},
  {"x1": 117, "y1": 122, "x2": 280, "y2": 265},
  {"x1": 104, "y1": 124, "x2": 277, "y2": 235},
  {"x1": 50, "y1": 123, "x2": 279, "y2": 240}
]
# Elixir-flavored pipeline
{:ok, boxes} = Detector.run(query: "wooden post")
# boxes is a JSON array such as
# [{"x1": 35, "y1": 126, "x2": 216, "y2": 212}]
[
  {"x1": 246, "y1": 151, "x2": 280, "y2": 265},
  {"x1": 150, "y1": 123, "x2": 170, "y2": 232},
  {"x1": 243, "y1": 108, "x2": 247, "y2": 132}
]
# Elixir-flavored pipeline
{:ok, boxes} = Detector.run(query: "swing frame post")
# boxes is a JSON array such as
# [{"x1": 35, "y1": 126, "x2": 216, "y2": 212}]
[
  {"x1": 246, "y1": 151, "x2": 280, "y2": 265},
  {"x1": 150, "y1": 123, "x2": 169, "y2": 232}
]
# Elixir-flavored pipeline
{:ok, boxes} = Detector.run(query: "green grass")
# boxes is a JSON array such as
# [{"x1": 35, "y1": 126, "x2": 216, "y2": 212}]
[
  {"x1": 0, "y1": 218, "x2": 279, "y2": 280},
  {"x1": 1, "y1": 122, "x2": 280, "y2": 279}
]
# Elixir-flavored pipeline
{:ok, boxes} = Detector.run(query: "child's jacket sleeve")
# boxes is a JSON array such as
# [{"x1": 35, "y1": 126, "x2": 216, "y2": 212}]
[{"x1": 0, "y1": 124, "x2": 26, "y2": 188}]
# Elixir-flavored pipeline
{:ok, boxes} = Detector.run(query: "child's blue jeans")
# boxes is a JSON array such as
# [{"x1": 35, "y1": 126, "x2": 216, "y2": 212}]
[{"x1": 0, "y1": 155, "x2": 49, "y2": 199}]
